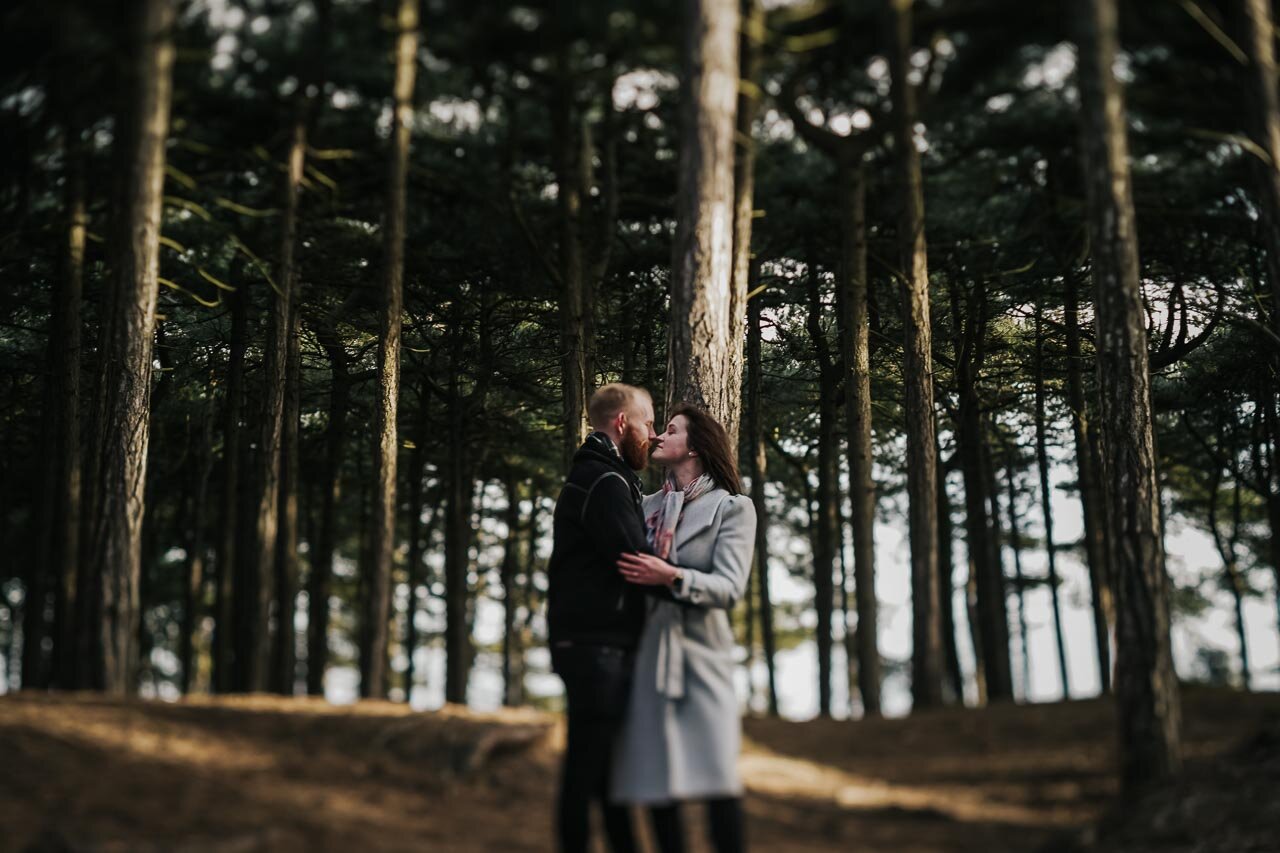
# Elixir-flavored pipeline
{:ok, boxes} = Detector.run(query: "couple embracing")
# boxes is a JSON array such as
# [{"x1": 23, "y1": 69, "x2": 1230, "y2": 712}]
[{"x1": 547, "y1": 383, "x2": 757, "y2": 853}]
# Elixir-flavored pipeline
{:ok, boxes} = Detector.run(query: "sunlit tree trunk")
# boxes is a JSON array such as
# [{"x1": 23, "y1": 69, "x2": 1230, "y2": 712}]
[
  {"x1": 889, "y1": 0, "x2": 943, "y2": 709},
  {"x1": 84, "y1": 0, "x2": 174, "y2": 693},
  {"x1": 837, "y1": 162, "x2": 882, "y2": 716},
  {"x1": 364, "y1": 0, "x2": 418, "y2": 700},
  {"x1": 666, "y1": 0, "x2": 742, "y2": 441},
  {"x1": 1077, "y1": 0, "x2": 1182, "y2": 798}
]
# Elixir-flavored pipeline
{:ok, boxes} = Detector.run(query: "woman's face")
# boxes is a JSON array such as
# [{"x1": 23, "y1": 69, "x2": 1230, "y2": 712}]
[{"x1": 650, "y1": 414, "x2": 693, "y2": 465}]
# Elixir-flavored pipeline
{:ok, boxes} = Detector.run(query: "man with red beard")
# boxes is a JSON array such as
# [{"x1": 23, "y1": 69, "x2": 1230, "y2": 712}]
[{"x1": 547, "y1": 382, "x2": 660, "y2": 853}]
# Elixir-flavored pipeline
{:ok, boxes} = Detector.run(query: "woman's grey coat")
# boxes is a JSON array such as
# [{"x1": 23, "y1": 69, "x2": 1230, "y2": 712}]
[{"x1": 611, "y1": 487, "x2": 757, "y2": 803}]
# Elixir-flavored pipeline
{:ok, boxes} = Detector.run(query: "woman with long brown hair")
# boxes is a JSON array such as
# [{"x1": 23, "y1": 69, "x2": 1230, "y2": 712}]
[{"x1": 611, "y1": 403, "x2": 757, "y2": 853}]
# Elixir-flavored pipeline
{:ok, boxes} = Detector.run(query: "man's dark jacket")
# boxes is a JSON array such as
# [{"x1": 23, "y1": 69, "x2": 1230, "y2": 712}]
[{"x1": 547, "y1": 433, "x2": 654, "y2": 648}]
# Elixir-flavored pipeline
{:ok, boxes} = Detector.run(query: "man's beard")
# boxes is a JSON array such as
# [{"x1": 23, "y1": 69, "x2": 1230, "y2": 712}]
[{"x1": 619, "y1": 427, "x2": 650, "y2": 470}]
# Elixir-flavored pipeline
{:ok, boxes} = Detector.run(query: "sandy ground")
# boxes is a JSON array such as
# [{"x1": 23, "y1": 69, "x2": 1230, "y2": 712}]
[{"x1": 1, "y1": 687, "x2": 1276, "y2": 853}]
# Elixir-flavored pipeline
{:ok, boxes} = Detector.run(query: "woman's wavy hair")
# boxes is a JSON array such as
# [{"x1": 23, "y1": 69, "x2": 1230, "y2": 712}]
[{"x1": 668, "y1": 402, "x2": 742, "y2": 495}]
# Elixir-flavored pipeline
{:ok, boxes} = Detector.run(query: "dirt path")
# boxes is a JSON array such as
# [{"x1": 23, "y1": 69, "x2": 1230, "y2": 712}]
[{"x1": 1, "y1": 688, "x2": 1275, "y2": 853}]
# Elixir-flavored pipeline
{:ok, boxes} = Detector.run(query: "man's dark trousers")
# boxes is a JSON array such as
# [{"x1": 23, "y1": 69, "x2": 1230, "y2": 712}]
[{"x1": 553, "y1": 643, "x2": 637, "y2": 853}]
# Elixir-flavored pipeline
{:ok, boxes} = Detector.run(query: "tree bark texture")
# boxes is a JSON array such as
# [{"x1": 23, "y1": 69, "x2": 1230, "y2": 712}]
[
  {"x1": 889, "y1": 0, "x2": 943, "y2": 709},
  {"x1": 666, "y1": 0, "x2": 743, "y2": 443},
  {"x1": 364, "y1": 0, "x2": 418, "y2": 700},
  {"x1": 85, "y1": 0, "x2": 174, "y2": 694},
  {"x1": 1077, "y1": 0, "x2": 1182, "y2": 798}
]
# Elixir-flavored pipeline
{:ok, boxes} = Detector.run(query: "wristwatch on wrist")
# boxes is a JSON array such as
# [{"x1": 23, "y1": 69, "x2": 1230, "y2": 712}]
[{"x1": 672, "y1": 568, "x2": 685, "y2": 592}]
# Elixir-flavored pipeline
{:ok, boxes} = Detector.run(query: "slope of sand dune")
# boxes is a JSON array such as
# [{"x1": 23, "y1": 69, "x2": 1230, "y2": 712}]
[{"x1": 1, "y1": 687, "x2": 1276, "y2": 853}]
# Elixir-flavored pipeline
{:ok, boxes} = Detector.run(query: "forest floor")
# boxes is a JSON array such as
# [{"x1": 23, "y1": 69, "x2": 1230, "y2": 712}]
[{"x1": 1, "y1": 686, "x2": 1277, "y2": 853}]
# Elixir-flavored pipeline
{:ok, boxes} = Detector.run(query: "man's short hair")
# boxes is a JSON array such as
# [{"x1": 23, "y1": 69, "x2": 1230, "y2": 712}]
[{"x1": 588, "y1": 383, "x2": 650, "y2": 430}]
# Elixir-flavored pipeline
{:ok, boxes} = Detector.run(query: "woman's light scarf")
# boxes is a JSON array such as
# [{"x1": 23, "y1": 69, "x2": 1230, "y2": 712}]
[
  {"x1": 646, "y1": 472, "x2": 715, "y2": 561},
  {"x1": 645, "y1": 471, "x2": 715, "y2": 699}
]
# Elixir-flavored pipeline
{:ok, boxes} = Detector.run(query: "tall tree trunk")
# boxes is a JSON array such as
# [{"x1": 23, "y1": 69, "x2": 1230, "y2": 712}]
[
  {"x1": 1034, "y1": 301, "x2": 1071, "y2": 699},
  {"x1": 364, "y1": 0, "x2": 418, "y2": 701},
  {"x1": 272, "y1": 290, "x2": 301, "y2": 696},
  {"x1": 954, "y1": 281, "x2": 1013, "y2": 701},
  {"x1": 581, "y1": 107, "x2": 609, "y2": 400},
  {"x1": 214, "y1": 283, "x2": 247, "y2": 693},
  {"x1": 666, "y1": 0, "x2": 742, "y2": 441},
  {"x1": 1243, "y1": 0, "x2": 1280, "y2": 336},
  {"x1": 889, "y1": 0, "x2": 943, "y2": 709},
  {"x1": 136, "y1": 326, "x2": 176, "y2": 693},
  {"x1": 1242, "y1": 0, "x2": 1280, "y2": 676},
  {"x1": 354, "y1": 462, "x2": 373, "y2": 694},
  {"x1": 403, "y1": 394, "x2": 428, "y2": 702},
  {"x1": 272, "y1": 117, "x2": 309, "y2": 695},
  {"x1": 444, "y1": 334, "x2": 472, "y2": 705},
  {"x1": 746, "y1": 289, "x2": 779, "y2": 717},
  {"x1": 24, "y1": 490, "x2": 51, "y2": 687},
  {"x1": 981, "y1": 431, "x2": 1014, "y2": 702},
  {"x1": 85, "y1": 0, "x2": 174, "y2": 694},
  {"x1": 245, "y1": 162, "x2": 299, "y2": 691},
  {"x1": 50, "y1": 123, "x2": 86, "y2": 690},
  {"x1": 231, "y1": 374, "x2": 259, "y2": 693},
  {"x1": 837, "y1": 161, "x2": 881, "y2": 716},
  {"x1": 554, "y1": 43, "x2": 588, "y2": 467},
  {"x1": 1077, "y1": 0, "x2": 1182, "y2": 798},
  {"x1": 729, "y1": 0, "x2": 762, "y2": 425},
  {"x1": 936, "y1": 452, "x2": 964, "y2": 704},
  {"x1": 806, "y1": 258, "x2": 838, "y2": 718},
  {"x1": 1227, "y1": 479, "x2": 1251, "y2": 691},
  {"x1": 1064, "y1": 269, "x2": 1114, "y2": 693},
  {"x1": 269, "y1": 0, "x2": 328, "y2": 692},
  {"x1": 1265, "y1": 396, "x2": 1280, "y2": 647},
  {"x1": 838, "y1": 512, "x2": 856, "y2": 715},
  {"x1": 1003, "y1": 463, "x2": 1032, "y2": 700},
  {"x1": 307, "y1": 319, "x2": 349, "y2": 697},
  {"x1": 180, "y1": 397, "x2": 215, "y2": 695},
  {"x1": 1207, "y1": 467, "x2": 1252, "y2": 691},
  {"x1": 501, "y1": 470, "x2": 524, "y2": 707}
]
